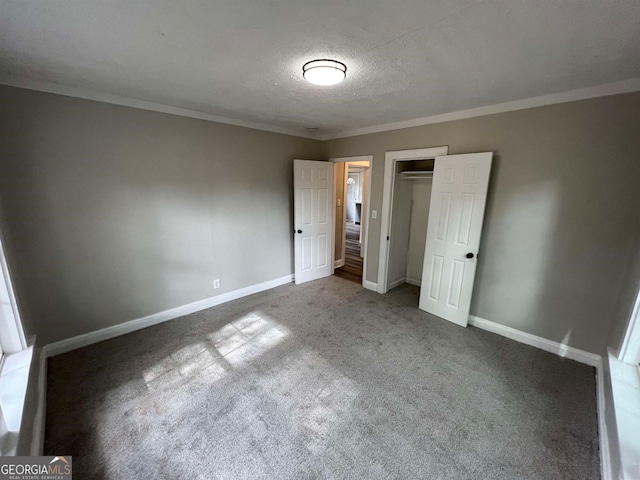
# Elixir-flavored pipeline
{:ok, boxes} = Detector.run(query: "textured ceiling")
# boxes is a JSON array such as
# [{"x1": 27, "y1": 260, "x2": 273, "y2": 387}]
[{"x1": 1, "y1": 1, "x2": 640, "y2": 136}]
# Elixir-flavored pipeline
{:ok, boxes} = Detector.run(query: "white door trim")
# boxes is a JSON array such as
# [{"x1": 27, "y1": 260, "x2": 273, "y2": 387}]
[
  {"x1": 340, "y1": 164, "x2": 349, "y2": 267},
  {"x1": 618, "y1": 282, "x2": 640, "y2": 364},
  {"x1": 378, "y1": 146, "x2": 449, "y2": 293},
  {"x1": 330, "y1": 155, "x2": 373, "y2": 289},
  {"x1": 0, "y1": 229, "x2": 27, "y2": 354},
  {"x1": 346, "y1": 168, "x2": 364, "y2": 225}
]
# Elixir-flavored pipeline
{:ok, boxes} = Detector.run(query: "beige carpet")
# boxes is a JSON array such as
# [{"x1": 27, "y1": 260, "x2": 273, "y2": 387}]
[{"x1": 45, "y1": 277, "x2": 600, "y2": 479}]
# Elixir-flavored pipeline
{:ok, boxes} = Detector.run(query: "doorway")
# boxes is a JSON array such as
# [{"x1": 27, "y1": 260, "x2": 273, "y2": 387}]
[
  {"x1": 386, "y1": 159, "x2": 435, "y2": 291},
  {"x1": 378, "y1": 147, "x2": 449, "y2": 294},
  {"x1": 331, "y1": 156, "x2": 372, "y2": 286}
]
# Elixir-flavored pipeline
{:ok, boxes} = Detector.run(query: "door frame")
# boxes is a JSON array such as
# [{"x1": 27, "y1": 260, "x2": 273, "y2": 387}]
[
  {"x1": 377, "y1": 146, "x2": 448, "y2": 294},
  {"x1": 619, "y1": 282, "x2": 640, "y2": 364},
  {"x1": 346, "y1": 168, "x2": 364, "y2": 225},
  {"x1": 330, "y1": 155, "x2": 373, "y2": 289},
  {"x1": 0, "y1": 228, "x2": 26, "y2": 355}
]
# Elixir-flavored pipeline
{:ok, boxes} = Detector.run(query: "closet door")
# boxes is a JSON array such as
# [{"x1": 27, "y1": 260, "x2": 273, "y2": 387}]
[{"x1": 419, "y1": 153, "x2": 492, "y2": 327}]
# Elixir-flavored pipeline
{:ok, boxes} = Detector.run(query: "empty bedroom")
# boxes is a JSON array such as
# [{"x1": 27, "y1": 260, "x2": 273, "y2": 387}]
[{"x1": 0, "y1": 1, "x2": 639, "y2": 479}]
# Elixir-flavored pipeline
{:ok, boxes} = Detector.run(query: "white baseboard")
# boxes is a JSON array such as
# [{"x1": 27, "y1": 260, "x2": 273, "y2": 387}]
[
  {"x1": 34, "y1": 283, "x2": 611, "y2": 473},
  {"x1": 388, "y1": 278, "x2": 406, "y2": 290},
  {"x1": 362, "y1": 280, "x2": 377, "y2": 292},
  {"x1": 31, "y1": 347, "x2": 47, "y2": 456},
  {"x1": 31, "y1": 273, "x2": 293, "y2": 457},
  {"x1": 468, "y1": 315, "x2": 601, "y2": 366},
  {"x1": 406, "y1": 277, "x2": 421, "y2": 287},
  {"x1": 467, "y1": 315, "x2": 609, "y2": 478},
  {"x1": 596, "y1": 357, "x2": 612, "y2": 480},
  {"x1": 45, "y1": 274, "x2": 294, "y2": 358},
  {"x1": 334, "y1": 259, "x2": 345, "y2": 268}
]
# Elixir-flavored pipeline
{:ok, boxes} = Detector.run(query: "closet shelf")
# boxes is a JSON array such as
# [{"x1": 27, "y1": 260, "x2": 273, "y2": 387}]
[{"x1": 398, "y1": 170, "x2": 433, "y2": 180}]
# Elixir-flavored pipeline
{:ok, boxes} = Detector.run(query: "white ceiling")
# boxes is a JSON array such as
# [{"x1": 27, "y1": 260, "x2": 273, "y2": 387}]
[{"x1": 1, "y1": 1, "x2": 639, "y2": 137}]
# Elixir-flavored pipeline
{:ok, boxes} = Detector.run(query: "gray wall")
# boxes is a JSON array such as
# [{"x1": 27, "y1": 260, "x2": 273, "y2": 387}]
[
  {"x1": 326, "y1": 92, "x2": 640, "y2": 354},
  {"x1": 406, "y1": 179, "x2": 432, "y2": 284},
  {"x1": 2, "y1": 83, "x2": 640, "y2": 356},
  {"x1": 387, "y1": 166, "x2": 413, "y2": 287},
  {"x1": 0, "y1": 85, "x2": 323, "y2": 345}
]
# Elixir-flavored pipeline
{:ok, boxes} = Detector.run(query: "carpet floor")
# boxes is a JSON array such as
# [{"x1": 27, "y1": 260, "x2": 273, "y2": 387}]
[{"x1": 45, "y1": 277, "x2": 600, "y2": 479}]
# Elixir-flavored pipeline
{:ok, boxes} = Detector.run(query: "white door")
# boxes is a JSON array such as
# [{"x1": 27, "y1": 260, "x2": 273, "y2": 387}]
[
  {"x1": 294, "y1": 160, "x2": 334, "y2": 285},
  {"x1": 419, "y1": 153, "x2": 493, "y2": 326}
]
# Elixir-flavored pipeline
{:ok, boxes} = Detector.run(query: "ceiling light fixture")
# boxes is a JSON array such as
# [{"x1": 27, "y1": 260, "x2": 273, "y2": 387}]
[{"x1": 303, "y1": 59, "x2": 347, "y2": 86}]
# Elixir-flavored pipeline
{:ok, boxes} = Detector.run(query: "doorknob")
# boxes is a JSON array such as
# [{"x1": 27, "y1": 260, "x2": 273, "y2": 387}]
[
  {"x1": 297, "y1": 229, "x2": 303, "y2": 234},
  {"x1": 466, "y1": 252, "x2": 475, "y2": 259}
]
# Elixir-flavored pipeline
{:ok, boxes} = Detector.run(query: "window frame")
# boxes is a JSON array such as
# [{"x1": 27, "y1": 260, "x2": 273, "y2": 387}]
[{"x1": 0, "y1": 230, "x2": 26, "y2": 356}]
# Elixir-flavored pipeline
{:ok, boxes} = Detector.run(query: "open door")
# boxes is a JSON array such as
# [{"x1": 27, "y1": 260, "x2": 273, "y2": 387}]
[
  {"x1": 419, "y1": 153, "x2": 493, "y2": 326},
  {"x1": 294, "y1": 160, "x2": 334, "y2": 285}
]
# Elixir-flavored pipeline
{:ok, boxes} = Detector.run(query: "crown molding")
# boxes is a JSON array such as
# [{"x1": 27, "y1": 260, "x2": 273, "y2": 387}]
[
  {"x1": 2, "y1": 73, "x2": 639, "y2": 143},
  {"x1": 0, "y1": 74, "x2": 320, "y2": 140},
  {"x1": 320, "y1": 77, "x2": 640, "y2": 140}
]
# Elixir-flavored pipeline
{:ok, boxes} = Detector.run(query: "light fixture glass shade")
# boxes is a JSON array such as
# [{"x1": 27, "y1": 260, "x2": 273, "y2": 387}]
[{"x1": 303, "y1": 59, "x2": 347, "y2": 86}]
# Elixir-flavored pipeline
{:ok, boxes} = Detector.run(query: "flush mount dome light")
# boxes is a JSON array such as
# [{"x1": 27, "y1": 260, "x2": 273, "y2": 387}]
[{"x1": 303, "y1": 59, "x2": 347, "y2": 86}]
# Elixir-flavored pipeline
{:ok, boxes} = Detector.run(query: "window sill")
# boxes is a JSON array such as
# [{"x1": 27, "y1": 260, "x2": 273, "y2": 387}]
[
  {"x1": 0, "y1": 345, "x2": 34, "y2": 456},
  {"x1": 608, "y1": 350, "x2": 640, "y2": 478}
]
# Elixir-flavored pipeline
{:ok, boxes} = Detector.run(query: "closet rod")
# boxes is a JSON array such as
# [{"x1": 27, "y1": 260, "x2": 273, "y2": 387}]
[{"x1": 398, "y1": 170, "x2": 433, "y2": 179}]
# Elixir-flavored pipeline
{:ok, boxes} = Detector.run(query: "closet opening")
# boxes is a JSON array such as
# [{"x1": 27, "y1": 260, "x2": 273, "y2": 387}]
[
  {"x1": 377, "y1": 146, "x2": 449, "y2": 295},
  {"x1": 380, "y1": 147, "x2": 493, "y2": 324},
  {"x1": 387, "y1": 159, "x2": 434, "y2": 291}
]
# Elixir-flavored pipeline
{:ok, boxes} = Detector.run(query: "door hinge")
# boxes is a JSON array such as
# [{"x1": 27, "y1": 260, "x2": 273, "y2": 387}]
[{"x1": 387, "y1": 236, "x2": 390, "y2": 241}]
